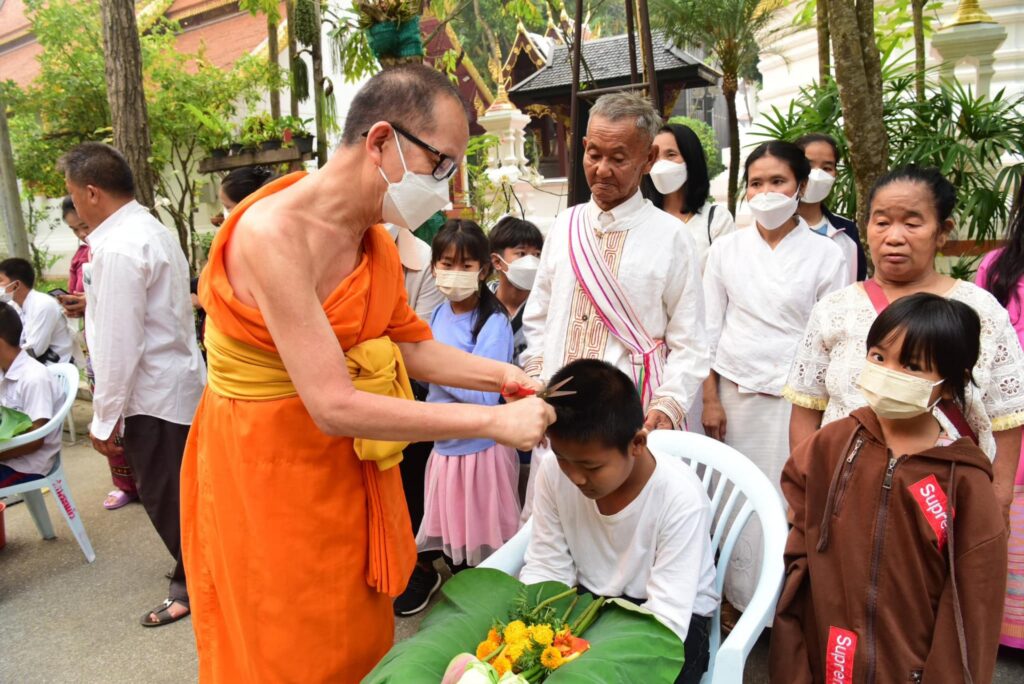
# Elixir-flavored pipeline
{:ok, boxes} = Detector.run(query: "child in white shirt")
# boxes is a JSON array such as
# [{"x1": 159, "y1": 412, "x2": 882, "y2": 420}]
[{"x1": 519, "y1": 359, "x2": 719, "y2": 684}]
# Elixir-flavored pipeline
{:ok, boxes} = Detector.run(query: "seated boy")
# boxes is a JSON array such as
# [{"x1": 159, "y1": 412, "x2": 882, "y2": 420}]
[
  {"x1": 519, "y1": 359, "x2": 719, "y2": 684},
  {"x1": 0, "y1": 302, "x2": 63, "y2": 488},
  {"x1": 0, "y1": 257, "x2": 74, "y2": 364},
  {"x1": 488, "y1": 217, "x2": 543, "y2": 367}
]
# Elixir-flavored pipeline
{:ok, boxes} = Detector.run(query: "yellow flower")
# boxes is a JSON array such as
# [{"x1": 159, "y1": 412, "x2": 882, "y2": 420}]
[
  {"x1": 540, "y1": 646, "x2": 564, "y2": 670},
  {"x1": 506, "y1": 639, "x2": 528, "y2": 662},
  {"x1": 503, "y1": 620, "x2": 528, "y2": 644},
  {"x1": 476, "y1": 639, "x2": 498, "y2": 660},
  {"x1": 493, "y1": 655, "x2": 512, "y2": 676},
  {"x1": 529, "y1": 624, "x2": 554, "y2": 647}
]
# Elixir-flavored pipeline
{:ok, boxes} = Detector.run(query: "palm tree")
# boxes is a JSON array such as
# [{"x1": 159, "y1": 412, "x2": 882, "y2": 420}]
[{"x1": 652, "y1": 0, "x2": 784, "y2": 213}]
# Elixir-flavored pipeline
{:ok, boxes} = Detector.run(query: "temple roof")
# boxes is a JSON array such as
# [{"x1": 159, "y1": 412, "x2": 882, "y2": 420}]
[{"x1": 509, "y1": 30, "x2": 719, "y2": 98}]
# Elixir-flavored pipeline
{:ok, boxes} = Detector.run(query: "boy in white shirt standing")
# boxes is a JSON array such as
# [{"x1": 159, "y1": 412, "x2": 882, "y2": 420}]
[
  {"x1": 0, "y1": 303, "x2": 62, "y2": 489},
  {"x1": 519, "y1": 359, "x2": 719, "y2": 684}
]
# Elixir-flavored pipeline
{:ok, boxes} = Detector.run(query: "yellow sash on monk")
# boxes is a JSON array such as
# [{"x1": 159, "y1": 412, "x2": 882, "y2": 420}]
[{"x1": 204, "y1": 320, "x2": 412, "y2": 470}]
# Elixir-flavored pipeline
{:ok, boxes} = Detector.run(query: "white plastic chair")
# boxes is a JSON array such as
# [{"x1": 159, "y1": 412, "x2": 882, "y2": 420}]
[
  {"x1": 480, "y1": 430, "x2": 789, "y2": 684},
  {"x1": 0, "y1": 363, "x2": 95, "y2": 562}
]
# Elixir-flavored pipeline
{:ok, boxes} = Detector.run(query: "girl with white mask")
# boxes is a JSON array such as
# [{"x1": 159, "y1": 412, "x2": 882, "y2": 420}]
[
  {"x1": 644, "y1": 123, "x2": 736, "y2": 272},
  {"x1": 701, "y1": 140, "x2": 848, "y2": 618},
  {"x1": 395, "y1": 219, "x2": 520, "y2": 615},
  {"x1": 487, "y1": 216, "x2": 544, "y2": 368},
  {"x1": 795, "y1": 133, "x2": 865, "y2": 282}
]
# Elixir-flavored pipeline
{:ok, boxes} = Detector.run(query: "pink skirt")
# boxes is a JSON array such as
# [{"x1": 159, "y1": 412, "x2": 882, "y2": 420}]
[
  {"x1": 1001, "y1": 443, "x2": 1024, "y2": 648},
  {"x1": 416, "y1": 443, "x2": 521, "y2": 567}
]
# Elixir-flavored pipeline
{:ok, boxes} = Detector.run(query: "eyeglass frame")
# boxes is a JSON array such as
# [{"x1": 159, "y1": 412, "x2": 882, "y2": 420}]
[{"x1": 361, "y1": 122, "x2": 457, "y2": 182}]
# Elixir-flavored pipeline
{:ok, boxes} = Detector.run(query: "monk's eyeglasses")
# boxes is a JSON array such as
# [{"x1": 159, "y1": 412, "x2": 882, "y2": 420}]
[{"x1": 362, "y1": 123, "x2": 458, "y2": 182}]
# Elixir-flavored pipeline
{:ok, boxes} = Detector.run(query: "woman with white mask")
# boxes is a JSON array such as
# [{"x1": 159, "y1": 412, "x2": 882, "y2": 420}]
[
  {"x1": 701, "y1": 140, "x2": 847, "y2": 618},
  {"x1": 644, "y1": 123, "x2": 736, "y2": 272},
  {"x1": 795, "y1": 133, "x2": 865, "y2": 282}
]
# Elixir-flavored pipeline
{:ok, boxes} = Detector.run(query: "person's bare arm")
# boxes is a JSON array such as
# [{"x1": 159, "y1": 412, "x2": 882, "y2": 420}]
[
  {"x1": 0, "y1": 418, "x2": 47, "y2": 460},
  {"x1": 993, "y1": 427, "x2": 1022, "y2": 518},
  {"x1": 398, "y1": 339, "x2": 539, "y2": 396},
  {"x1": 789, "y1": 405, "x2": 824, "y2": 453},
  {"x1": 241, "y1": 223, "x2": 553, "y2": 449}
]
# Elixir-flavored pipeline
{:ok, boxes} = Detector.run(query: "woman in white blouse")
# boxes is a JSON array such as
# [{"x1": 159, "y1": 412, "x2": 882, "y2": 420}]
[
  {"x1": 702, "y1": 140, "x2": 847, "y2": 611},
  {"x1": 645, "y1": 123, "x2": 736, "y2": 272},
  {"x1": 785, "y1": 165, "x2": 1024, "y2": 516}
]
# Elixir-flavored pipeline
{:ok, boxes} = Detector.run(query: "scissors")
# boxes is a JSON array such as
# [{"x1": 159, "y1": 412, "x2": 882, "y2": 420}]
[{"x1": 502, "y1": 376, "x2": 576, "y2": 400}]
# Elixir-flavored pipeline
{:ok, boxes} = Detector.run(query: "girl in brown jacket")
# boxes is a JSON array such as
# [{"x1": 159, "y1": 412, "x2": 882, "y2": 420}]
[{"x1": 770, "y1": 293, "x2": 1007, "y2": 683}]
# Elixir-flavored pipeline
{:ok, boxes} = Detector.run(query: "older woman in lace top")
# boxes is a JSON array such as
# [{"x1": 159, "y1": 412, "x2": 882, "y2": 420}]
[{"x1": 784, "y1": 166, "x2": 1024, "y2": 513}]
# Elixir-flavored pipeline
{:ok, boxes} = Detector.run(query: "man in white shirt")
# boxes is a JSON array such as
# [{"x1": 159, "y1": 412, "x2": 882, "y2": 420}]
[
  {"x1": 60, "y1": 142, "x2": 206, "y2": 628},
  {"x1": 520, "y1": 359, "x2": 719, "y2": 684},
  {"x1": 521, "y1": 92, "x2": 709, "y2": 431},
  {"x1": 0, "y1": 258, "x2": 74, "y2": 364},
  {"x1": 0, "y1": 303, "x2": 63, "y2": 488}
]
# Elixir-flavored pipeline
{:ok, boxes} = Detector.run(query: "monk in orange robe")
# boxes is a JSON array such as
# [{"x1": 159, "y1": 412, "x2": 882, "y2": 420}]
[{"x1": 180, "y1": 65, "x2": 553, "y2": 683}]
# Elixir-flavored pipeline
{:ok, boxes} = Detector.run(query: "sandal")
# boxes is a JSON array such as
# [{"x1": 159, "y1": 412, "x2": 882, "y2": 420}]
[
  {"x1": 140, "y1": 599, "x2": 190, "y2": 628},
  {"x1": 104, "y1": 489, "x2": 137, "y2": 511}
]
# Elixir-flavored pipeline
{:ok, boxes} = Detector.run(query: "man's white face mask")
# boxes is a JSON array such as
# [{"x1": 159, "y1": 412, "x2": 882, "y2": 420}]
[{"x1": 379, "y1": 130, "x2": 451, "y2": 230}]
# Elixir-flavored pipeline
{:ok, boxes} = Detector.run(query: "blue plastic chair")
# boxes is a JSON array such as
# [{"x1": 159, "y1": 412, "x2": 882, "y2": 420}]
[
  {"x1": 0, "y1": 363, "x2": 95, "y2": 563},
  {"x1": 480, "y1": 430, "x2": 789, "y2": 684}
]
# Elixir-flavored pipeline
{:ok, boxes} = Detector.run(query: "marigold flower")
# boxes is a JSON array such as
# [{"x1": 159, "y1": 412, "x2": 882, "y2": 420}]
[
  {"x1": 540, "y1": 645, "x2": 564, "y2": 669},
  {"x1": 529, "y1": 624, "x2": 554, "y2": 647},
  {"x1": 476, "y1": 639, "x2": 498, "y2": 660},
  {"x1": 506, "y1": 639, "x2": 528, "y2": 662},
  {"x1": 487, "y1": 628, "x2": 501, "y2": 644},
  {"x1": 503, "y1": 620, "x2": 528, "y2": 644},
  {"x1": 493, "y1": 655, "x2": 513, "y2": 676}
]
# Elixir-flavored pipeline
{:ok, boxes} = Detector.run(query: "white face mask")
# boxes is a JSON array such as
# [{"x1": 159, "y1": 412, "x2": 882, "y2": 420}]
[
  {"x1": 748, "y1": 190, "x2": 800, "y2": 231},
  {"x1": 649, "y1": 159, "x2": 689, "y2": 195},
  {"x1": 802, "y1": 168, "x2": 836, "y2": 204},
  {"x1": 496, "y1": 254, "x2": 540, "y2": 291},
  {"x1": 0, "y1": 282, "x2": 16, "y2": 304},
  {"x1": 379, "y1": 130, "x2": 451, "y2": 230},
  {"x1": 857, "y1": 362, "x2": 943, "y2": 420},
  {"x1": 434, "y1": 268, "x2": 480, "y2": 303}
]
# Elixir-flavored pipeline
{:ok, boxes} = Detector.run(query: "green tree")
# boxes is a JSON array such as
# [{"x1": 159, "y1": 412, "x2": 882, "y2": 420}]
[{"x1": 652, "y1": 0, "x2": 786, "y2": 214}]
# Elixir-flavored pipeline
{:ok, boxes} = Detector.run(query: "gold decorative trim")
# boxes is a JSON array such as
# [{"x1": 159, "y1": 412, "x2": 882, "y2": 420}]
[{"x1": 781, "y1": 385, "x2": 828, "y2": 411}]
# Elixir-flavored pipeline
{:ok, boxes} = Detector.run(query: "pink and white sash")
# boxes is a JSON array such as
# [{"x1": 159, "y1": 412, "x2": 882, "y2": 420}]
[{"x1": 567, "y1": 204, "x2": 667, "y2": 408}]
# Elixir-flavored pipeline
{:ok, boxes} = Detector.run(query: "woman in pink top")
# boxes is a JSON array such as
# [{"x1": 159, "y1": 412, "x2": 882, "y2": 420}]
[{"x1": 976, "y1": 182, "x2": 1024, "y2": 649}]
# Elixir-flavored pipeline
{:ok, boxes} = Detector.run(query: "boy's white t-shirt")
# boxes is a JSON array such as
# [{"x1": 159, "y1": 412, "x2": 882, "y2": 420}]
[
  {"x1": 0, "y1": 350, "x2": 62, "y2": 475},
  {"x1": 520, "y1": 448, "x2": 720, "y2": 642}
]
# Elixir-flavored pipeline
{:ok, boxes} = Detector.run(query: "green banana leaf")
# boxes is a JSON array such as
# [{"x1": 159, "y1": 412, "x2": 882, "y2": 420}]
[
  {"x1": 364, "y1": 569, "x2": 683, "y2": 683},
  {"x1": 0, "y1": 407, "x2": 34, "y2": 441}
]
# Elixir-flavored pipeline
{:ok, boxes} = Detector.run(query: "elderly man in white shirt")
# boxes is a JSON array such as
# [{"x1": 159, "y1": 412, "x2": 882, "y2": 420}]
[
  {"x1": 0, "y1": 258, "x2": 74, "y2": 364},
  {"x1": 60, "y1": 142, "x2": 206, "y2": 629},
  {"x1": 519, "y1": 92, "x2": 709, "y2": 516}
]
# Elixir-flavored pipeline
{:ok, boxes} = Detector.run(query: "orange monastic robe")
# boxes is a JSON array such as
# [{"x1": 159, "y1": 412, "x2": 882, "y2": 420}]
[{"x1": 180, "y1": 173, "x2": 431, "y2": 683}]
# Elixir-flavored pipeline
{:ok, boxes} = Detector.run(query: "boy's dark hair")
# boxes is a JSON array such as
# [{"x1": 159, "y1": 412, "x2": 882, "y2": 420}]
[
  {"x1": 0, "y1": 302, "x2": 23, "y2": 347},
  {"x1": 744, "y1": 140, "x2": 811, "y2": 185},
  {"x1": 489, "y1": 216, "x2": 544, "y2": 254},
  {"x1": 221, "y1": 166, "x2": 277, "y2": 204},
  {"x1": 57, "y1": 142, "x2": 135, "y2": 198},
  {"x1": 865, "y1": 293, "x2": 980, "y2": 407},
  {"x1": 0, "y1": 258, "x2": 36, "y2": 289},
  {"x1": 61, "y1": 196, "x2": 77, "y2": 218},
  {"x1": 431, "y1": 219, "x2": 506, "y2": 340},
  {"x1": 868, "y1": 164, "x2": 957, "y2": 224},
  {"x1": 545, "y1": 359, "x2": 644, "y2": 453}
]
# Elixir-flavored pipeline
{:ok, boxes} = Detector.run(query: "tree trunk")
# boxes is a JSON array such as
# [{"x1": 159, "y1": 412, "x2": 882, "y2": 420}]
[
  {"x1": 827, "y1": 0, "x2": 887, "y2": 234},
  {"x1": 816, "y1": 0, "x2": 831, "y2": 84},
  {"x1": 268, "y1": 17, "x2": 281, "y2": 118},
  {"x1": 286, "y1": 0, "x2": 299, "y2": 117},
  {"x1": 722, "y1": 73, "x2": 740, "y2": 216},
  {"x1": 912, "y1": 0, "x2": 926, "y2": 102},
  {"x1": 100, "y1": 0, "x2": 156, "y2": 209},
  {"x1": 0, "y1": 91, "x2": 31, "y2": 261},
  {"x1": 311, "y1": 0, "x2": 327, "y2": 166}
]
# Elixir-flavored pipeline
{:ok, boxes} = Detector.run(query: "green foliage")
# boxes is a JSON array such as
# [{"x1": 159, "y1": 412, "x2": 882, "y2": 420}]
[
  {"x1": 791, "y1": 0, "x2": 943, "y2": 54},
  {"x1": 239, "y1": 0, "x2": 282, "y2": 23},
  {"x1": 666, "y1": 115, "x2": 725, "y2": 180},
  {"x1": 364, "y1": 569, "x2": 684, "y2": 683},
  {"x1": 325, "y1": 6, "x2": 381, "y2": 83},
  {"x1": 240, "y1": 112, "x2": 280, "y2": 147},
  {"x1": 22, "y1": 196, "x2": 61, "y2": 282},
  {"x1": 753, "y1": 56, "x2": 1024, "y2": 245},
  {"x1": 293, "y1": 0, "x2": 319, "y2": 45}
]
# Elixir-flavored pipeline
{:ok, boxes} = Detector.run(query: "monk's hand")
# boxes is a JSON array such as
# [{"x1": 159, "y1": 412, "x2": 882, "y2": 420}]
[
  {"x1": 644, "y1": 409, "x2": 673, "y2": 431},
  {"x1": 491, "y1": 397, "x2": 556, "y2": 451},
  {"x1": 498, "y1": 365, "x2": 543, "y2": 401}
]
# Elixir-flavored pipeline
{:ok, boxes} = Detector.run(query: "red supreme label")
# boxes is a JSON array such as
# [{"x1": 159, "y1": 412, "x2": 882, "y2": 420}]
[
  {"x1": 908, "y1": 474, "x2": 951, "y2": 550},
  {"x1": 826, "y1": 626, "x2": 857, "y2": 684}
]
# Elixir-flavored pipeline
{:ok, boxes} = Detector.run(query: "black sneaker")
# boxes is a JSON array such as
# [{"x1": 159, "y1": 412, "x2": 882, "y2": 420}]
[{"x1": 393, "y1": 565, "x2": 442, "y2": 616}]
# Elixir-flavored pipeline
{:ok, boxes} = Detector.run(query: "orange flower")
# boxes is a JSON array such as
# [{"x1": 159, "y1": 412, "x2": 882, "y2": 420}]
[
  {"x1": 487, "y1": 628, "x2": 501, "y2": 644},
  {"x1": 476, "y1": 639, "x2": 498, "y2": 660},
  {"x1": 493, "y1": 655, "x2": 512, "y2": 676}
]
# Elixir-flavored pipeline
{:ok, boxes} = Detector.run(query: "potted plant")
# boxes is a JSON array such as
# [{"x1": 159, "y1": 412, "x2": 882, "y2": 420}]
[
  {"x1": 187, "y1": 105, "x2": 234, "y2": 158},
  {"x1": 279, "y1": 115, "x2": 314, "y2": 154},
  {"x1": 240, "y1": 113, "x2": 281, "y2": 152},
  {"x1": 356, "y1": 0, "x2": 424, "y2": 66}
]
